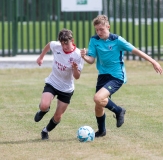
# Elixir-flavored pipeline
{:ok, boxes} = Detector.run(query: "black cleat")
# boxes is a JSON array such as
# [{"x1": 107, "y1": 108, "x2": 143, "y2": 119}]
[
  {"x1": 95, "y1": 130, "x2": 106, "y2": 138},
  {"x1": 34, "y1": 110, "x2": 48, "y2": 122},
  {"x1": 41, "y1": 131, "x2": 49, "y2": 140},
  {"x1": 114, "y1": 108, "x2": 126, "y2": 127}
]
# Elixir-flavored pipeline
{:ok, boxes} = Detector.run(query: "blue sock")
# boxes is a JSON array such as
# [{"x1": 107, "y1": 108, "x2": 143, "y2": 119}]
[
  {"x1": 105, "y1": 99, "x2": 122, "y2": 114},
  {"x1": 96, "y1": 113, "x2": 106, "y2": 133}
]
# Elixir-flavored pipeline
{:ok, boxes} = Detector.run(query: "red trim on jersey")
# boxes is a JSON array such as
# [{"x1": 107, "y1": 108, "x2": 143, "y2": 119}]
[{"x1": 63, "y1": 44, "x2": 76, "y2": 54}]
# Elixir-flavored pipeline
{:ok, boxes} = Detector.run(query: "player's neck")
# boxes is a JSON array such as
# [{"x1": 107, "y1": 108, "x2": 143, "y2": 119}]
[{"x1": 63, "y1": 44, "x2": 76, "y2": 54}]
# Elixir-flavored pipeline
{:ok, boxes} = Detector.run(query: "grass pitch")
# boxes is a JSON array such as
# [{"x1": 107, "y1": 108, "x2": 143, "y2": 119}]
[{"x1": 0, "y1": 61, "x2": 163, "y2": 160}]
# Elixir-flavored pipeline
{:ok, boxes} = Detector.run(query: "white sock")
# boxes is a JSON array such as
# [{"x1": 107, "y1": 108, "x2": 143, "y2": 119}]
[
  {"x1": 39, "y1": 107, "x2": 49, "y2": 112},
  {"x1": 43, "y1": 127, "x2": 48, "y2": 133}
]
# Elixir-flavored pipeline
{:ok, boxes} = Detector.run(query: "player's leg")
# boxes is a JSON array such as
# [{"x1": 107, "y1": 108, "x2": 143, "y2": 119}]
[
  {"x1": 34, "y1": 84, "x2": 55, "y2": 122},
  {"x1": 94, "y1": 75, "x2": 125, "y2": 137},
  {"x1": 102, "y1": 78, "x2": 126, "y2": 128},
  {"x1": 41, "y1": 90, "x2": 73, "y2": 140},
  {"x1": 41, "y1": 100, "x2": 69, "y2": 140},
  {"x1": 34, "y1": 92, "x2": 54, "y2": 122},
  {"x1": 94, "y1": 88, "x2": 109, "y2": 137}
]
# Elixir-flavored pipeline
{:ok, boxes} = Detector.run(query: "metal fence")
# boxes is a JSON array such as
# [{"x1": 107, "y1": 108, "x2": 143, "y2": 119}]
[{"x1": 0, "y1": 0, "x2": 163, "y2": 60}]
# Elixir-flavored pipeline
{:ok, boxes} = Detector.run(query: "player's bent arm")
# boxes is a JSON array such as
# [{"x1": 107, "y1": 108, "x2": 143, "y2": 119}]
[
  {"x1": 82, "y1": 55, "x2": 95, "y2": 64},
  {"x1": 132, "y1": 48, "x2": 163, "y2": 74},
  {"x1": 80, "y1": 48, "x2": 95, "y2": 64},
  {"x1": 72, "y1": 62, "x2": 81, "y2": 79},
  {"x1": 39, "y1": 42, "x2": 51, "y2": 59},
  {"x1": 37, "y1": 42, "x2": 51, "y2": 66},
  {"x1": 73, "y1": 69, "x2": 81, "y2": 79},
  {"x1": 73, "y1": 68, "x2": 81, "y2": 79}
]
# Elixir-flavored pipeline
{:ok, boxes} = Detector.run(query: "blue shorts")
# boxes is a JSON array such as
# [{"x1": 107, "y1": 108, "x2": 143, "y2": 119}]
[
  {"x1": 96, "y1": 74, "x2": 123, "y2": 95},
  {"x1": 43, "y1": 83, "x2": 74, "y2": 104}
]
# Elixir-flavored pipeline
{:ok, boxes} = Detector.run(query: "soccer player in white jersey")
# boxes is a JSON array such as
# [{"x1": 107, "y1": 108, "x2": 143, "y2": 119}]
[
  {"x1": 81, "y1": 15, "x2": 162, "y2": 138},
  {"x1": 34, "y1": 28, "x2": 84, "y2": 140}
]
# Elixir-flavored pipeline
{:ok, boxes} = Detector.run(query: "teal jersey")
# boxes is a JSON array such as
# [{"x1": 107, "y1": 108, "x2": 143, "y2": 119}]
[{"x1": 87, "y1": 33, "x2": 135, "y2": 83}]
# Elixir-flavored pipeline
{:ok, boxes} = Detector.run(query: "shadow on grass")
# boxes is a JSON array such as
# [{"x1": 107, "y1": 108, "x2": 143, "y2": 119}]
[{"x1": 0, "y1": 138, "x2": 76, "y2": 145}]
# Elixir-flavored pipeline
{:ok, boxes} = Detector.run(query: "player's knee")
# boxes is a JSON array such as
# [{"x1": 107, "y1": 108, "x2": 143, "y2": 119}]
[
  {"x1": 39, "y1": 103, "x2": 49, "y2": 112},
  {"x1": 94, "y1": 94, "x2": 103, "y2": 106}
]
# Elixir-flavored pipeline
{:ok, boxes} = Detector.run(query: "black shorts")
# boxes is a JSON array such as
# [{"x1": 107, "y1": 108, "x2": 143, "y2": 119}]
[
  {"x1": 96, "y1": 74, "x2": 123, "y2": 95},
  {"x1": 43, "y1": 83, "x2": 74, "y2": 104}
]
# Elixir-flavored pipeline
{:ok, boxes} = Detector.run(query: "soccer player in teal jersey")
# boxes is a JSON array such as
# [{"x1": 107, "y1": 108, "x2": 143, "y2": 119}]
[{"x1": 81, "y1": 15, "x2": 162, "y2": 137}]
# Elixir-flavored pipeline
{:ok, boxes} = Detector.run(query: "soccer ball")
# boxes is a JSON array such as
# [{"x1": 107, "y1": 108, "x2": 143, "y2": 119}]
[{"x1": 77, "y1": 126, "x2": 95, "y2": 142}]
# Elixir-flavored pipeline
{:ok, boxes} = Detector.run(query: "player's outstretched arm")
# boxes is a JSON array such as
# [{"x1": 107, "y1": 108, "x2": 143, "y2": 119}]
[
  {"x1": 80, "y1": 48, "x2": 95, "y2": 64},
  {"x1": 36, "y1": 42, "x2": 51, "y2": 66},
  {"x1": 132, "y1": 48, "x2": 163, "y2": 74}
]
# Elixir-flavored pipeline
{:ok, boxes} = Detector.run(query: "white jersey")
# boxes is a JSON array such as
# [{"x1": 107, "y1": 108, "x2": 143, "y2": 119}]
[{"x1": 45, "y1": 41, "x2": 84, "y2": 93}]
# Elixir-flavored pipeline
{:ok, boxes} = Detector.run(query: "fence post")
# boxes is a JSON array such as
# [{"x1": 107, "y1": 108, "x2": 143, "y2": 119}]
[
  {"x1": 157, "y1": 0, "x2": 161, "y2": 60},
  {"x1": 12, "y1": 0, "x2": 18, "y2": 56},
  {"x1": 2, "y1": 0, "x2": 5, "y2": 57}
]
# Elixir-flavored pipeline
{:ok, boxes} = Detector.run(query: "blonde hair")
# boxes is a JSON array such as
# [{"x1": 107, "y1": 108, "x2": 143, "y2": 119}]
[{"x1": 93, "y1": 15, "x2": 109, "y2": 26}]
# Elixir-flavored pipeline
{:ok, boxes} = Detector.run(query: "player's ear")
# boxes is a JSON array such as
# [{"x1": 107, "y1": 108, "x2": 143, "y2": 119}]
[
  {"x1": 107, "y1": 25, "x2": 110, "y2": 29},
  {"x1": 71, "y1": 38, "x2": 74, "y2": 43}
]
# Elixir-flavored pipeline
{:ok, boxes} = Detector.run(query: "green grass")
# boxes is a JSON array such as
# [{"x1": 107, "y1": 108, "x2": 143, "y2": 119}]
[
  {"x1": 0, "y1": 61, "x2": 163, "y2": 160},
  {"x1": 0, "y1": 21, "x2": 163, "y2": 50}
]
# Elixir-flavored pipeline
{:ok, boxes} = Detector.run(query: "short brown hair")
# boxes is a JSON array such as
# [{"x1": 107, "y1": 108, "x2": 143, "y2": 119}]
[
  {"x1": 58, "y1": 29, "x2": 73, "y2": 43},
  {"x1": 93, "y1": 15, "x2": 109, "y2": 26}
]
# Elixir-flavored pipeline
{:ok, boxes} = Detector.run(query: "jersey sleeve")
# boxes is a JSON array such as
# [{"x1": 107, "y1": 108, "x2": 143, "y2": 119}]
[
  {"x1": 87, "y1": 38, "x2": 97, "y2": 58},
  {"x1": 49, "y1": 41, "x2": 57, "y2": 52},
  {"x1": 118, "y1": 36, "x2": 135, "y2": 52},
  {"x1": 77, "y1": 57, "x2": 84, "y2": 71},
  {"x1": 74, "y1": 52, "x2": 84, "y2": 71}
]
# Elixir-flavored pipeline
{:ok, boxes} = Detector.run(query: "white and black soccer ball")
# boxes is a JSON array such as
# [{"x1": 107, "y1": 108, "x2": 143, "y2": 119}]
[{"x1": 77, "y1": 126, "x2": 95, "y2": 142}]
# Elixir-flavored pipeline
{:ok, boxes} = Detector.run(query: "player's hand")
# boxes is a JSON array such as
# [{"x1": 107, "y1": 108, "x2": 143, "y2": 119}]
[
  {"x1": 72, "y1": 62, "x2": 78, "y2": 70},
  {"x1": 80, "y1": 48, "x2": 87, "y2": 58},
  {"x1": 153, "y1": 62, "x2": 162, "y2": 74},
  {"x1": 36, "y1": 56, "x2": 43, "y2": 66}
]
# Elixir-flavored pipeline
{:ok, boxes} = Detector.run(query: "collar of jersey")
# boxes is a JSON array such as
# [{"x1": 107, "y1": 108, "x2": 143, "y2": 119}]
[{"x1": 63, "y1": 44, "x2": 76, "y2": 54}]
